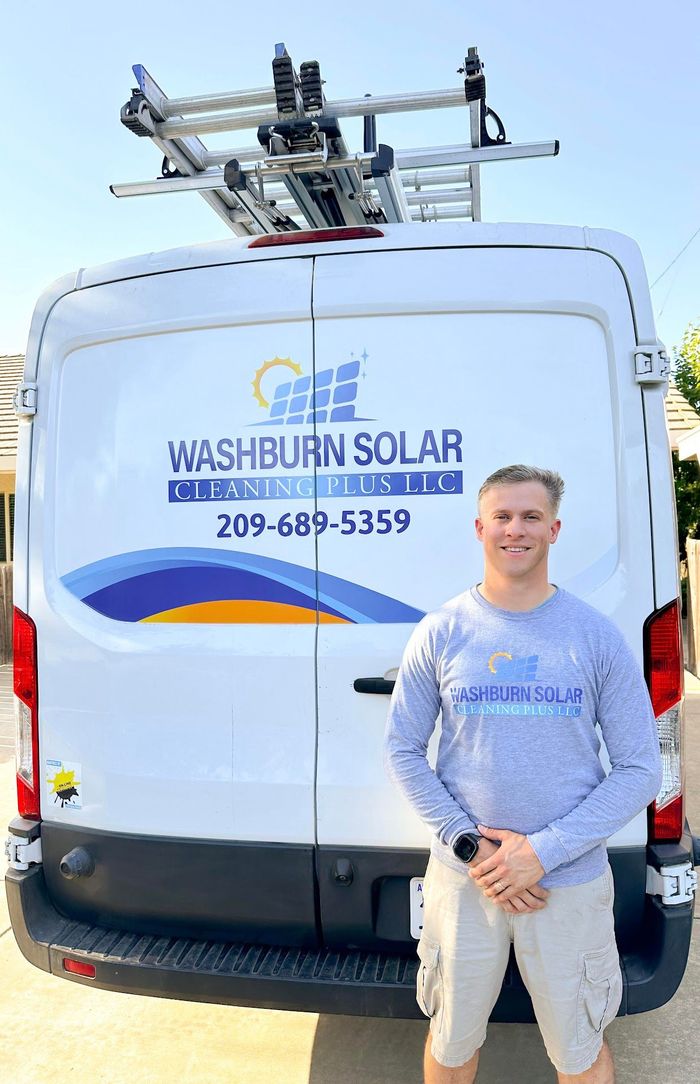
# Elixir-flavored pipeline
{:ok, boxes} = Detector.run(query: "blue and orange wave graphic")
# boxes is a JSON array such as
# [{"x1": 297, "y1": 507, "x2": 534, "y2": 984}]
[{"x1": 60, "y1": 548, "x2": 425, "y2": 625}]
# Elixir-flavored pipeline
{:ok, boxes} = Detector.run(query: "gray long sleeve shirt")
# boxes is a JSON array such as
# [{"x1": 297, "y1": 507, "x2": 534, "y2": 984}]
[{"x1": 384, "y1": 586, "x2": 663, "y2": 887}]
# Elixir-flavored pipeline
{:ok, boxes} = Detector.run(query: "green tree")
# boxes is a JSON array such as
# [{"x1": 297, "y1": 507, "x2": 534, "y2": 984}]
[
  {"x1": 674, "y1": 453, "x2": 700, "y2": 555},
  {"x1": 673, "y1": 323, "x2": 700, "y2": 410},
  {"x1": 672, "y1": 322, "x2": 700, "y2": 558}
]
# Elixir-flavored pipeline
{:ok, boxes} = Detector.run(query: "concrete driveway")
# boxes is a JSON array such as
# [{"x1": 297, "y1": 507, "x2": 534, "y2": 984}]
[{"x1": 1, "y1": 663, "x2": 698, "y2": 1084}]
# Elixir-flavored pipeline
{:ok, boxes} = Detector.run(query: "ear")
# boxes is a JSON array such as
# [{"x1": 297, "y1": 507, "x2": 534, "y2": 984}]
[
  {"x1": 549, "y1": 519, "x2": 562, "y2": 544},
  {"x1": 475, "y1": 516, "x2": 484, "y2": 542}
]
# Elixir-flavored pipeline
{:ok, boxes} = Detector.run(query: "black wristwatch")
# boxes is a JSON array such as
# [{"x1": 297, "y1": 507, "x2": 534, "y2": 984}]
[{"x1": 452, "y1": 833, "x2": 481, "y2": 864}]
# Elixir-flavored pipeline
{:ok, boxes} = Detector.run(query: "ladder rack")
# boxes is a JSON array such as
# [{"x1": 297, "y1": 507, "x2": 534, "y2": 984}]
[{"x1": 112, "y1": 45, "x2": 558, "y2": 237}]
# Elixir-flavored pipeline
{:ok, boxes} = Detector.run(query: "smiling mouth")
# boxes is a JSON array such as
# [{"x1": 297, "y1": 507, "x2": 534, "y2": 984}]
[{"x1": 502, "y1": 547, "x2": 529, "y2": 553}]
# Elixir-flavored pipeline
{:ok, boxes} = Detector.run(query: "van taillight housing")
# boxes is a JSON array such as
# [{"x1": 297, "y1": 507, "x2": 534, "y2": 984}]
[
  {"x1": 644, "y1": 599, "x2": 684, "y2": 842},
  {"x1": 14, "y1": 607, "x2": 40, "y2": 819},
  {"x1": 248, "y1": 226, "x2": 384, "y2": 248}
]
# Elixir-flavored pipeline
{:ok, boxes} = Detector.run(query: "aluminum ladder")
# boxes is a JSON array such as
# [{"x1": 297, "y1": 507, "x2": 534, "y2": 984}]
[{"x1": 111, "y1": 44, "x2": 558, "y2": 237}]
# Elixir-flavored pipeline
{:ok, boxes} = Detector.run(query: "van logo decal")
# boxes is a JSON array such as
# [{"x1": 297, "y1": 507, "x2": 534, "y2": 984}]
[
  {"x1": 61, "y1": 548, "x2": 425, "y2": 625},
  {"x1": 165, "y1": 347, "x2": 463, "y2": 500},
  {"x1": 251, "y1": 352, "x2": 370, "y2": 425}
]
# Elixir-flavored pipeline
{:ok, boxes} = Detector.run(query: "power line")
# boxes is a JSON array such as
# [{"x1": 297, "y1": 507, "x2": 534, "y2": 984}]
[
  {"x1": 650, "y1": 225, "x2": 700, "y2": 289},
  {"x1": 656, "y1": 262, "x2": 682, "y2": 320}
]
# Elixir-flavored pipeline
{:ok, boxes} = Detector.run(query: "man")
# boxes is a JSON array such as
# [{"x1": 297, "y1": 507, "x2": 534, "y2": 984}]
[{"x1": 384, "y1": 464, "x2": 662, "y2": 1084}]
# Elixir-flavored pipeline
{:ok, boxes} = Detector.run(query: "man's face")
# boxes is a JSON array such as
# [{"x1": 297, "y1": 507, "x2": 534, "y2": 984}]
[{"x1": 475, "y1": 482, "x2": 561, "y2": 580}]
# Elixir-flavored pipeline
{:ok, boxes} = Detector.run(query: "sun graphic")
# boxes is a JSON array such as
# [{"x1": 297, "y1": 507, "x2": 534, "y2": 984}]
[
  {"x1": 251, "y1": 357, "x2": 303, "y2": 409},
  {"x1": 47, "y1": 765, "x2": 80, "y2": 797},
  {"x1": 488, "y1": 651, "x2": 513, "y2": 674}
]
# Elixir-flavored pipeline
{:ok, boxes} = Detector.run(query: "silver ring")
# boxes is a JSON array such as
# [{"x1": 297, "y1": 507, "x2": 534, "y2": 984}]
[{"x1": 495, "y1": 880, "x2": 506, "y2": 893}]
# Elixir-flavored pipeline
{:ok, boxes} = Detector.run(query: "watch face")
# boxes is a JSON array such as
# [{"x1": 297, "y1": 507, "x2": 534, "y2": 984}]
[{"x1": 454, "y1": 834, "x2": 479, "y2": 863}]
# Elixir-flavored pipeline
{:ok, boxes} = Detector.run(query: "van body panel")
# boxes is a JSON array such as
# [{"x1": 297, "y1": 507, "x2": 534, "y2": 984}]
[
  {"x1": 31, "y1": 260, "x2": 319, "y2": 850},
  {"x1": 13, "y1": 419, "x2": 33, "y2": 612},
  {"x1": 311, "y1": 248, "x2": 653, "y2": 861},
  {"x1": 641, "y1": 384, "x2": 681, "y2": 608},
  {"x1": 14, "y1": 274, "x2": 78, "y2": 610},
  {"x1": 583, "y1": 228, "x2": 657, "y2": 344}
]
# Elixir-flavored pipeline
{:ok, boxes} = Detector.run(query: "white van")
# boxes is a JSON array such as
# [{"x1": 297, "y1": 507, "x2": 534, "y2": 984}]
[{"x1": 6, "y1": 222, "x2": 699, "y2": 1019}]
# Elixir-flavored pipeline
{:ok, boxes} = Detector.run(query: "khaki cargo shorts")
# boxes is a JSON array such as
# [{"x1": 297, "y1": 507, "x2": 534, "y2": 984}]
[{"x1": 416, "y1": 855, "x2": 623, "y2": 1075}]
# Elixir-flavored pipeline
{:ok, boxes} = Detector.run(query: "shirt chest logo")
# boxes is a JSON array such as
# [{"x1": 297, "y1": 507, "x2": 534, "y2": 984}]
[{"x1": 449, "y1": 649, "x2": 584, "y2": 718}]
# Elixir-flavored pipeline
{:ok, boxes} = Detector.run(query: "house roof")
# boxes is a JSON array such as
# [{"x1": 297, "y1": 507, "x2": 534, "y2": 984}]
[
  {"x1": 666, "y1": 379, "x2": 700, "y2": 452},
  {"x1": 0, "y1": 355, "x2": 25, "y2": 472}
]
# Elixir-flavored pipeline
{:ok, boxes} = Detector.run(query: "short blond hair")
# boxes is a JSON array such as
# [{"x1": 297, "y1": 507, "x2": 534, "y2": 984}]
[{"x1": 478, "y1": 465, "x2": 565, "y2": 516}]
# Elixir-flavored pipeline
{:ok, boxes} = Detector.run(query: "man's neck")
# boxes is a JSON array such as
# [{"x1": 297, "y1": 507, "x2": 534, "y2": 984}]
[{"x1": 477, "y1": 574, "x2": 557, "y2": 613}]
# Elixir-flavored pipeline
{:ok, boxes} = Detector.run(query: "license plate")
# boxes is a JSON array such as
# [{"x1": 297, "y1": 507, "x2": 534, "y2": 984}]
[{"x1": 409, "y1": 877, "x2": 425, "y2": 939}]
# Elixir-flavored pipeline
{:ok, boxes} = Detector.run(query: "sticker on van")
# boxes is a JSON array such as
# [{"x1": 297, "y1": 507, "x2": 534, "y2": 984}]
[{"x1": 46, "y1": 760, "x2": 82, "y2": 810}]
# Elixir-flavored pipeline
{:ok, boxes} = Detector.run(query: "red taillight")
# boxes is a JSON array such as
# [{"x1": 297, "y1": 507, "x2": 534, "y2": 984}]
[
  {"x1": 13, "y1": 607, "x2": 40, "y2": 819},
  {"x1": 651, "y1": 794, "x2": 684, "y2": 841},
  {"x1": 644, "y1": 599, "x2": 682, "y2": 716},
  {"x1": 643, "y1": 599, "x2": 684, "y2": 842},
  {"x1": 63, "y1": 959, "x2": 96, "y2": 978},
  {"x1": 248, "y1": 226, "x2": 384, "y2": 248}
]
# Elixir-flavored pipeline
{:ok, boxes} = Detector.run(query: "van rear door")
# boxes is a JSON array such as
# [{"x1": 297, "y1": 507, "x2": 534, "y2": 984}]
[
  {"x1": 311, "y1": 244, "x2": 654, "y2": 948},
  {"x1": 31, "y1": 258, "x2": 321, "y2": 945}
]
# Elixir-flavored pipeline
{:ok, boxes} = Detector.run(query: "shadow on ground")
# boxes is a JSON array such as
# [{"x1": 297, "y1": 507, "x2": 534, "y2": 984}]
[{"x1": 308, "y1": 1016, "x2": 555, "y2": 1084}]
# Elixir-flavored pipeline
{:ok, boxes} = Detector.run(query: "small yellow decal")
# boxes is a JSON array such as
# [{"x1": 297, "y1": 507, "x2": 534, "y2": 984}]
[
  {"x1": 46, "y1": 761, "x2": 82, "y2": 809},
  {"x1": 488, "y1": 651, "x2": 513, "y2": 674}
]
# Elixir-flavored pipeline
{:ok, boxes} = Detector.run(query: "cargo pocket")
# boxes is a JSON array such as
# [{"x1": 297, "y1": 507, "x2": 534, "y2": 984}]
[
  {"x1": 576, "y1": 945, "x2": 622, "y2": 1044},
  {"x1": 416, "y1": 938, "x2": 443, "y2": 1029}
]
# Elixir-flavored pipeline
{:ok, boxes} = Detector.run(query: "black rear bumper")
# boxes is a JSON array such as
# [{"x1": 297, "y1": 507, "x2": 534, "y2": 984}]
[
  {"x1": 5, "y1": 827, "x2": 698, "y2": 1020},
  {"x1": 6, "y1": 863, "x2": 422, "y2": 1016}
]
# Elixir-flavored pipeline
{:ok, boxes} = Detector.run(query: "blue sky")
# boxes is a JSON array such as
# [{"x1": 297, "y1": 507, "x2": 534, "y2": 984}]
[{"x1": 3, "y1": 1, "x2": 698, "y2": 355}]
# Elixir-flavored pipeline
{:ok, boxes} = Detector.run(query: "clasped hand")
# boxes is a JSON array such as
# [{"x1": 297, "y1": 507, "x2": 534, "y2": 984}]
[{"x1": 468, "y1": 824, "x2": 548, "y2": 914}]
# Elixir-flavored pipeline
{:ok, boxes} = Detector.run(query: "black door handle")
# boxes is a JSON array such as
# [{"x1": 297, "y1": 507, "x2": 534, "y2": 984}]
[{"x1": 353, "y1": 677, "x2": 395, "y2": 695}]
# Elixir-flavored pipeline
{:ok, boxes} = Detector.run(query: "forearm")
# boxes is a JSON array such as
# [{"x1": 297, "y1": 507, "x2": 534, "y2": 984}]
[
  {"x1": 527, "y1": 760, "x2": 662, "y2": 873},
  {"x1": 529, "y1": 636, "x2": 662, "y2": 875},
  {"x1": 384, "y1": 619, "x2": 478, "y2": 846},
  {"x1": 384, "y1": 739, "x2": 478, "y2": 846}
]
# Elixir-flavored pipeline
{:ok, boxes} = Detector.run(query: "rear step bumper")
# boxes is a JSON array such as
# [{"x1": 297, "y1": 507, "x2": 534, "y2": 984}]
[
  {"x1": 5, "y1": 840, "x2": 697, "y2": 1019},
  {"x1": 6, "y1": 864, "x2": 422, "y2": 1016}
]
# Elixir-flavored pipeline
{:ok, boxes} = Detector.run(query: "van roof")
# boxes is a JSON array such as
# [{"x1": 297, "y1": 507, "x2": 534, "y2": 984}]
[
  {"x1": 72, "y1": 221, "x2": 643, "y2": 284},
  {"x1": 29, "y1": 223, "x2": 657, "y2": 359}
]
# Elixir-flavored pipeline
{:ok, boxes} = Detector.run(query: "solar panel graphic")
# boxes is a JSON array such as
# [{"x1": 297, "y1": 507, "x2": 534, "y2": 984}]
[
  {"x1": 265, "y1": 360, "x2": 360, "y2": 424},
  {"x1": 493, "y1": 655, "x2": 539, "y2": 682}
]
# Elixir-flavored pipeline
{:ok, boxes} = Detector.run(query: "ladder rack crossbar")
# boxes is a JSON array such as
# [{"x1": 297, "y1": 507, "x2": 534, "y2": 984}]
[
  {"x1": 397, "y1": 141, "x2": 559, "y2": 168},
  {"x1": 155, "y1": 88, "x2": 467, "y2": 140},
  {"x1": 111, "y1": 170, "x2": 479, "y2": 202},
  {"x1": 112, "y1": 141, "x2": 553, "y2": 201}
]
